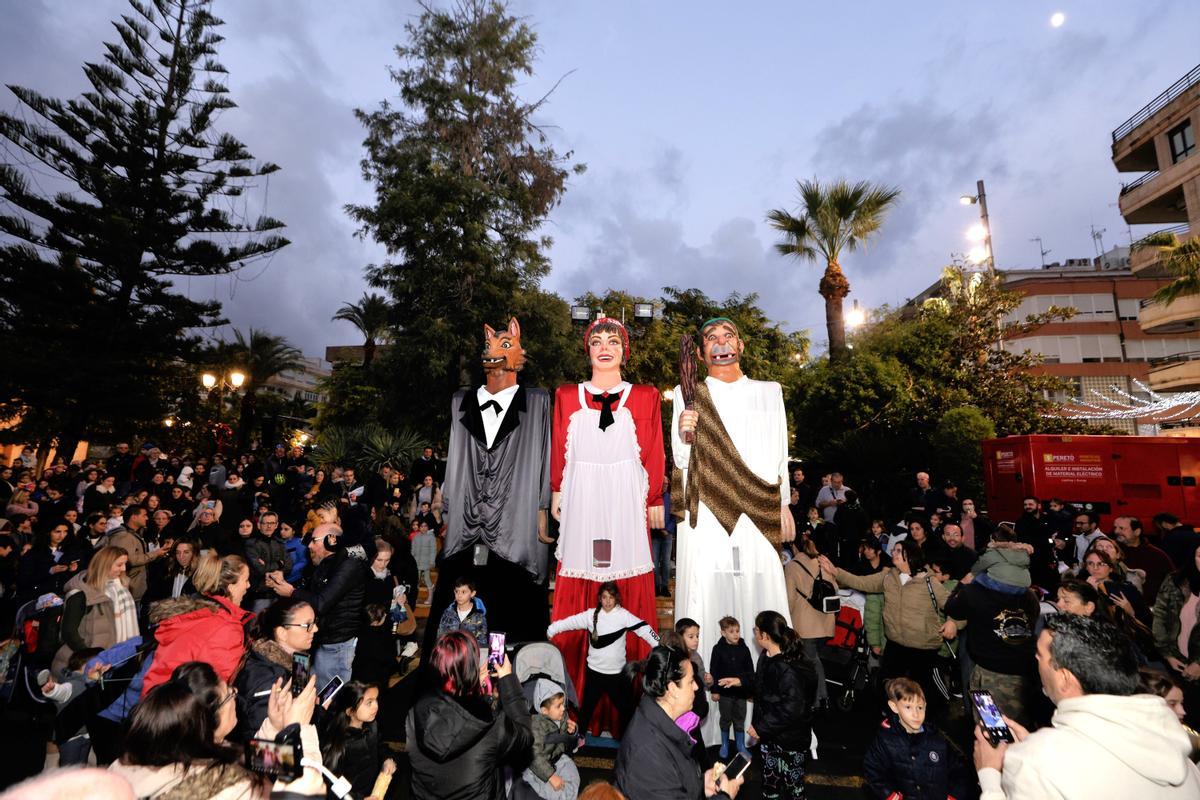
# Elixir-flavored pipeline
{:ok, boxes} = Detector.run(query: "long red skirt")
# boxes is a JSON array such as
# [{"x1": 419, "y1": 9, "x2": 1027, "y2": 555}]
[{"x1": 549, "y1": 566, "x2": 657, "y2": 737}]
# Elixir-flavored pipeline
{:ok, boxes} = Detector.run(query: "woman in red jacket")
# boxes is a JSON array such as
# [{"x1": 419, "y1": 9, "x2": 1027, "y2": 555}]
[{"x1": 140, "y1": 552, "x2": 253, "y2": 697}]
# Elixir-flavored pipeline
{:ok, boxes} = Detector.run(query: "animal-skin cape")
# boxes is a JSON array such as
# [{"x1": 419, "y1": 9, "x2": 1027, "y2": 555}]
[
  {"x1": 442, "y1": 384, "x2": 552, "y2": 581},
  {"x1": 684, "y1": 381, "x2": 782, "y2": 546}
]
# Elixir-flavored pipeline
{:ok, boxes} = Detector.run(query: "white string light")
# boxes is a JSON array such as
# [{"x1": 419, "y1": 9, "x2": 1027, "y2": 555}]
[{"x1": 1055, "y1": 379, "x2": 1200, "y2": 422}]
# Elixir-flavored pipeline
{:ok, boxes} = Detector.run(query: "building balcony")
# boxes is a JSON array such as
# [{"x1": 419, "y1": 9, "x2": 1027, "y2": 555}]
[
  {"x1": 1112, "y1": 63, "x2": 1200, "y2": 171},
  {"x1": 1119, "y1": 154, "x2": 1198, "y2": 224},
  {"x1": 1130, "y1": 224, "x2": 1191, "y2": 277},
  {"x1": 1148, "y1": 351, "x2": 1200, "y2": 392},
  {"x1": 1139, "y1": 294, "x2": 1200, "y2": 334}
]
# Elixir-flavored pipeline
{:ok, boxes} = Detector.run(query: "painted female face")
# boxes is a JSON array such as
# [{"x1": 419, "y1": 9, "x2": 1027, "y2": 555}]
[{"x1": 588, "y1": 331, "x2": 623, "y2": 370}]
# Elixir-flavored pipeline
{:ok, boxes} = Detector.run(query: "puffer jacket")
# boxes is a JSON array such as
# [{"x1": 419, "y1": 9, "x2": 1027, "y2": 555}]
[
  {"x1": 233, "y1": 639, "x2": 293, "y2": 740},
  {"x1": 1152, "y1": 573, "x2": 1200, "y2": 665},
  {"x1": 835, "y1": 567, "x2": 959, "y2": 651},
  {"x1": 141, "y1": 594, "x2": 252, "y2": 697},
  {"x1": 751, "y1": 653, "x2": 812, "y2": 752},
  {"x1": 406, "y1": 673, "x2": 533, "y2": 800},
  {"x1": 862, "y1": 714, "x2": 971, "y2": 800}
]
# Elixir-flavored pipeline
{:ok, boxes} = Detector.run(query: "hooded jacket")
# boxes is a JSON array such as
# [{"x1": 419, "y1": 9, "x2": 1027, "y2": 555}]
[
  {"x1": 141, "y1": 594, "x2": 252, "y2": 697},
  {"x1": 529, "y1": 678, "x2": 575, "y2": 782},
  {"x1": 978, "y1": 693, "x2": 1200, "y2": 799},
  {"x1": 406, "y1": 672, "x2": 533, "y2": 800},
  {"x1": 233, "y1": 638, "x2": 293, "y2": 740},
  {"x1": 835, "y1": 567, "x2": 960, "y2": 651}
]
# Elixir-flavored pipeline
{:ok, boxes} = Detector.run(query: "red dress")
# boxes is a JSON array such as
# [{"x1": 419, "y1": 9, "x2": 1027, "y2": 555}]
[{"x1": 550, "y1": 381, "x2": 664, "y2": 735}]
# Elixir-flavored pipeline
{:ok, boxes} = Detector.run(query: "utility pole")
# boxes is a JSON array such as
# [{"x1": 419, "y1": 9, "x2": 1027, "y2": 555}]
[{"x1": 977, "y1": 179, "x2": 995, "y2": 272}]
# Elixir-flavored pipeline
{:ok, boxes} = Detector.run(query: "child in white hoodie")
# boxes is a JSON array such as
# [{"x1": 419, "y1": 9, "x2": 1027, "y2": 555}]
[{"x1": 547, "y1": 581, "x2": 659, "y2": 738}]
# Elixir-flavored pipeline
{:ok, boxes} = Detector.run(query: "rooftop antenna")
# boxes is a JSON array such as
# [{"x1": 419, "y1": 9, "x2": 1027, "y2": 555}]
[
  {"x1": 1030, "y1": 237, "x2": 1051, "y2": 268},
  {"x1": 1090, "y1": 225, "x2": 1107, "y2": 257}
]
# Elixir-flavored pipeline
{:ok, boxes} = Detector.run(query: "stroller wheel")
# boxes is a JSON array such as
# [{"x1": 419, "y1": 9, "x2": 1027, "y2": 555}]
[{"x1": 836, "y1": 689, "x2": 855, "y2": 712}]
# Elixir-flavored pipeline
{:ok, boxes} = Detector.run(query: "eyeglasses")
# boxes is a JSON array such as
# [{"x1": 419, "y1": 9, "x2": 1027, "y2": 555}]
[
  {"x1": 218, "y1": 686, "x2": 238, "y2": 707},
  {"x1": 283, "y1": 620, "x2": 318, "y2": 631}
]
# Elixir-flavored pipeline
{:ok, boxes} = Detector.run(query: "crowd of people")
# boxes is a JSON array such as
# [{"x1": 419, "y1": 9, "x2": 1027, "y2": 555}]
[{"x1": 2, "y1": 442, "x2": 1200, "y2": 800}]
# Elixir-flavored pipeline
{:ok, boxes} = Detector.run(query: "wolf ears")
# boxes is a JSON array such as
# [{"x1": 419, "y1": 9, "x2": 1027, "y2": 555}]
[{"x1": 483, "y1": 317, "x2": 521, "y2": 341}]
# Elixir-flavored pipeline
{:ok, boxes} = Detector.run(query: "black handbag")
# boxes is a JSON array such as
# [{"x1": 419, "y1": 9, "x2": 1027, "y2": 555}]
[{"x1": 794, "y1": 559, "x2": 837, "y2": 613}]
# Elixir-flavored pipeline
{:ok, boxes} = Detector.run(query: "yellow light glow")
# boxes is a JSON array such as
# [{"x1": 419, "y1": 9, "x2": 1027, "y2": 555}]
[
  {"x1": 845, "y1": 307, "x2": 867, "y2": 329},
  {"x1": 163, "y1": 418, "x2": 175, "y2": 428},
  {"x1": 661, "y1": 388, "x2": 674, "y2": 402},
  {"x1": 969, "y1": 245, "x2": 989, "y2": 263},
  {"x1": 201, "y1": 373, "x2": 217, "y2": 389},
  {"x1": 229, "y1": 371, "x2": 246, "y2": 388},
  {"x1": 966, "y1": 223, "x2": 988, "y2": 242}
]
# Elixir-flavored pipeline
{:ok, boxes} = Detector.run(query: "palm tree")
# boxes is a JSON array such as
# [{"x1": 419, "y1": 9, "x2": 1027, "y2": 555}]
[
  {"x1": 768, "y1": 179, "x2": 900, "y2": 362},
  {"x1": 332, "y1": 292, "x2": 391, "y2": 368},
  {"x1": 227, "y1": 328, "x2": 304, "y2": 449},
  {"x1": 1148, "y1": 238, "x2": 1200, "y2": 306}
]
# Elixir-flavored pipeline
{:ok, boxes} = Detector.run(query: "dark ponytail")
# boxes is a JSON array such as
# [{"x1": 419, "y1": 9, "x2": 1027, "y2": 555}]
[
  {"x1": 590, "y1": 582, "x2": 621, "y2": 646},
  {"x1": 754, "y1": 610, "x2": 803, "y2": 662}
]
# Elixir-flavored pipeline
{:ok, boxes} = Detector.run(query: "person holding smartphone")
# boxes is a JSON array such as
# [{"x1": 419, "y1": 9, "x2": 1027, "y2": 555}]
[{"x1": 234, "y1": 597, "x2": 318, "y2": 739}]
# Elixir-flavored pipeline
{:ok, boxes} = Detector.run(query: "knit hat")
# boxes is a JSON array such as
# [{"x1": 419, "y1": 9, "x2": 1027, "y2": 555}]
[{"x1": 533, "y1": 677, "x2": 564, "y2": 709}]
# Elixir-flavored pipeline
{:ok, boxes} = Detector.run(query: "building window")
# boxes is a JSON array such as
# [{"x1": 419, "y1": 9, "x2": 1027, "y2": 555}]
[{"x1": 1169, "y1": 120, "x2": 1195, "y2": 164}]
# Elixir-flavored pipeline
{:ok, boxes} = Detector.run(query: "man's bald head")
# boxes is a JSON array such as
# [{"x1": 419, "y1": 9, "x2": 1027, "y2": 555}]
[{"x1": 309, "y1": 522, "x2": 343, "y2": 563}]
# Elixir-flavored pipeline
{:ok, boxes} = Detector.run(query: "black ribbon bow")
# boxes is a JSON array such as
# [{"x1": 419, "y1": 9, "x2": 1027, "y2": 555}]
[
  {"x1": 480, "y1": 399, "x2": 503, "y2": 415},
  {"x1": 591, "y1": 392, "x2": 621, "y2": 431}
]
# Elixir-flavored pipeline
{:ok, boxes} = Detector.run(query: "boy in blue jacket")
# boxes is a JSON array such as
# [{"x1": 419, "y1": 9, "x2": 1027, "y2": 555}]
[{"x1": 863, "y1": 678, "x2": 971, "y2": 800}]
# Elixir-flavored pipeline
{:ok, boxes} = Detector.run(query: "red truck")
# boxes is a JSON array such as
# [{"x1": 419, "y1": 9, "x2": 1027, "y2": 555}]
[{"x1": 982, "y1": 434, "x2": 1200, "y2": 527}]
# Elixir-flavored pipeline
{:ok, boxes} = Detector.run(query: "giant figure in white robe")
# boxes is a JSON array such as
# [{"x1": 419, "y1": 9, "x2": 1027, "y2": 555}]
[{"x1": 672, "y1": 317, "x2": 795, "y2": 745}]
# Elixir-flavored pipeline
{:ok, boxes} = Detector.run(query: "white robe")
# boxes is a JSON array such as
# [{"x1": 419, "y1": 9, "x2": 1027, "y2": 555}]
[{"x1": 672, "y1": 375, "x2": 790, "y2": 745}]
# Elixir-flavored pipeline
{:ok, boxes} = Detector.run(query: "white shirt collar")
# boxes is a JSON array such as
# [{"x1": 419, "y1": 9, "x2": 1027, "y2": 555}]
[
  {"x1": 583, "y1": 381, "x2": 629, "y2": 396},
  {"x1": 477, "y1": 383, "x2": 519, "y2": 406}
]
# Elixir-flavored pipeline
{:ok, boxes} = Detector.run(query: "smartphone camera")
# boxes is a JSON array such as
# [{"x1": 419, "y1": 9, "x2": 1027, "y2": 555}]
[
  {"x1": 971, "y1": 689, "x2": 1014, "y2": 746},
  {"x1": 245, "y1": 737, "x2": 303, "y2": 781},
  {"x1": 488, "y1": 632, "x2": 506, "y2": 670},
  {"x1": 290, "y1": 653, "x2": 311, "y2": 697}
]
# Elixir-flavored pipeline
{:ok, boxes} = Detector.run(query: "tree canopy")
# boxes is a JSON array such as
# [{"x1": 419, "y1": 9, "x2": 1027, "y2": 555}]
[{"x1": 0, "y1": 0, "x2": 287, "y2": 456}]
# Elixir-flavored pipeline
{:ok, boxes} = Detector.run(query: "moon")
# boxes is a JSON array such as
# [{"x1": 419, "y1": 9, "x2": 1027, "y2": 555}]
[{"x1": 1050, "y1": 12, "x2": 1066, "y2": 27}]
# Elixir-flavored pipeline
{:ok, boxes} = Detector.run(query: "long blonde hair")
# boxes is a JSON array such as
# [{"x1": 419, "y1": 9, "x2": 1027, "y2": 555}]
[
  {"x1": 192, "y1": 553, "x2": 248, "y2": 598},
  {"x1": 86, "y1": 546, "x2": 130, "y2": 590}
]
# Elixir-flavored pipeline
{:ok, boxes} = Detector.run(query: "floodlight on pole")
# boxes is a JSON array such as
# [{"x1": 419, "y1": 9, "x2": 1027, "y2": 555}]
[
  {"x1": 959, "y1": 179, "x2": 995, "y2": 272},
  {"x1": 570, "y1": 306, "x2": 591, "y2": 323},
  {"x1": 201, "y1": 373, "x2": 217, "y2": 389}
]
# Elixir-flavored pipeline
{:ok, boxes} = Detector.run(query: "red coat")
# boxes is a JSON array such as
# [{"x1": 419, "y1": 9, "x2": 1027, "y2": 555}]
[
  {"x1": 550, "y1": 383, "x2": 665, "y2": 508},
  {"x1": 141, "y1": 594, "x2": 252, "y2": 697}
]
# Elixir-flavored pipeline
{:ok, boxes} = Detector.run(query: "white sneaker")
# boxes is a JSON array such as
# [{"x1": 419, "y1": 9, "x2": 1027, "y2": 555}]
[{"x1": 401, "y1": 642, "x2": 419, "y2": 658}]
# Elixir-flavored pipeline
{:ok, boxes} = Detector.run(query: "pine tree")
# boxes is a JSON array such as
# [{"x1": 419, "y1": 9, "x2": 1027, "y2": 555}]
[
  {"x1": 0, "y1": 0, "x2": 287, "y2": 456},
  {"x1": 347, "y1": 0, "x2": 582, "y2": 437}
]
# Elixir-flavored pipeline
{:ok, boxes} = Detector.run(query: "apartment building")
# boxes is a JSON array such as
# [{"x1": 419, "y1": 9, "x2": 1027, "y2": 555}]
[
  {"x1": 1112, "y1": 62, "x2": 1200, "y2": 396},
  {"x1": 264, "y1": 356, "x2": 331, "y2": 405}
]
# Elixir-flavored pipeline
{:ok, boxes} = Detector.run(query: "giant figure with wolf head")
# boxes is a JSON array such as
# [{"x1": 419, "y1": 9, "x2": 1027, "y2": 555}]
[{"x1": 426, "y1": 317, "x2": 552, "y2": 646}]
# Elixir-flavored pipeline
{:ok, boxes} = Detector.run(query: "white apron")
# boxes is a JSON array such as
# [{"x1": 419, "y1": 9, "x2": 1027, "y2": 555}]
[{"x1": 556, "y1": 383, "x2": 652, "y2": 581}]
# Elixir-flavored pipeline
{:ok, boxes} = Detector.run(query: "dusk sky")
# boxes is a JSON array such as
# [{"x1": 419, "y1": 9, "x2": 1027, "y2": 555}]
[{"x1": 4, "y1": 1, "x2": 1199, "y2": 356}]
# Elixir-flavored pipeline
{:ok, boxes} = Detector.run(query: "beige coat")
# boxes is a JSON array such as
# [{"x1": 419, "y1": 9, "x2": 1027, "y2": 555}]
[
  {"x1": 109, "y1": 720, "x2": 325, "y2": 798},
  {"x1": 835, "y1": 567, "x2": 958, "y2": 651},
  {"x1": 784, "y1": 554, "x2": 838, "y2": 639},
  {"x1": 108, "y1": 527, "x2": 153, "y2": 600}
]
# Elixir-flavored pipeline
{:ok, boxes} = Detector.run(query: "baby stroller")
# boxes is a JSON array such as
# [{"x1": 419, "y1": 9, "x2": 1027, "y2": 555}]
[
  {"x1": 818, "y1": 600, "x2": 873, "y2": 712},
  {"x1": 513, "y1": 641, "x2": 578, "y2": 713}
]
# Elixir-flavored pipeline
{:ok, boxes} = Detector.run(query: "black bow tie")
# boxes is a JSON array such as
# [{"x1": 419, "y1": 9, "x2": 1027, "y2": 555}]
[
  {"x1": 591, "y1": 392, "x2": 621, "y2": 431},
  {"x1": 480, "y1": 399, "x2": 503, "y2": 415}
]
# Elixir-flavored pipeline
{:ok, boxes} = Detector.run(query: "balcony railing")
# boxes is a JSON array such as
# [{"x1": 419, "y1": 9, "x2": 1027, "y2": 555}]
[
  {"x1": 1112, "y1": 62, "x2": 1200, "y2": 143},
  {"x1": 1133, "y1": 223, "x2": 1191, "y2": 248},
  {"x1": 1150, "y1": 350, "x2": 1200, "y2": 367},
  {"x1": 1121, "y1": 170, "x2": 1160, "y2": 195}
]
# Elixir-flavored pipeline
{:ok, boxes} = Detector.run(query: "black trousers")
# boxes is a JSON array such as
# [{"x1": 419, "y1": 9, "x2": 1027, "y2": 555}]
[
  {"x1": 578, "y1": 666, "x2": 634, "y2": 737},
  {"x1": 880, "y1": 642, "x2": 944, "y2": 714}
]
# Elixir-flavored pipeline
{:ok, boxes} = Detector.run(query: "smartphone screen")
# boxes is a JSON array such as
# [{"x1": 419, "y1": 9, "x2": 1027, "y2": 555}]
[
  {"x1": 970, "y1": 690, "x2": 1014, "y2": 744},
  {"x1": 722, "y1": 751, "x2": 752, "y2": 781},
  {"x1": 291, "y1": 652, "x2": 311, "y2": 696},
  {"x1": 245, "y1": 737, "x2": 303, "y2": 780},
  {"x1": 318, "y1": 675, "x2": 344, "y2": 705},
  {"x1": 488, "y1": 632, "x2": 506, "y2": 668}
]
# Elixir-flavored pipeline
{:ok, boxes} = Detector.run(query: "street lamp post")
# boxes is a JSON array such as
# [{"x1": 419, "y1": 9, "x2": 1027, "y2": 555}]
[
  {"x1": 960, "y1": 178, "x2": 996, "y2": 272},
  {"x1": 201, "y1": 370, "x2": 246, "y2": 424}
]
